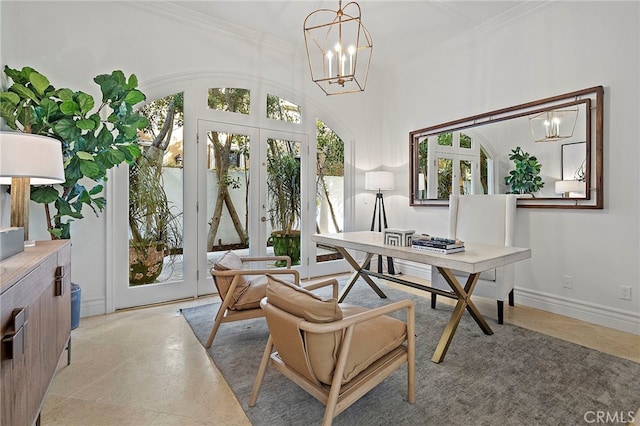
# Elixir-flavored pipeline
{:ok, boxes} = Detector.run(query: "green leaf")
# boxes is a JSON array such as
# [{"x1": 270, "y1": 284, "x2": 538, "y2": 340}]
[
  {"x1": 57, "y1": 88, "x2": 74, "y2": 101},
  {"x1": 79, "y1": 159, "x2": 100, "y2": 178},
  {"x1": 31, "y1": 186, "x2": 60, "y2": 204},
  {"x1": 76, "y1": 118, "x2": 96, "y2": 131},
  {"x1": 127, "y1": 74, "x2": 139, "y2": 89},
  {"x1": 77, "y1": 92, "x2": 95, "y2": 115},
  {"x1": 29, "y1": 72, "x2": 50, "y2": 96},
  {"x1": 10, "y1": 83, "x2": 39, "y2": 104},
  {"x1": 124, "y1": 89, "x2": 145, "y2": 105},
  {"x1": 54, "y1": 118, "x2": 81, "y2": 141},
  {"x1": 89, "y1": 184, "x2": 104, "y2": 195},
  {"x1": 0, "y1": 91, "x2": 20, "y2": 106},
  {"x1": 76, "y1": 151, "x2": 94, "y2": 161},
  {"x1": 35, "y1": 98, "x2": 59, "y2": 122},
  {"x1": 60, "y1": 100, "x2": 80, "y2": 115}
]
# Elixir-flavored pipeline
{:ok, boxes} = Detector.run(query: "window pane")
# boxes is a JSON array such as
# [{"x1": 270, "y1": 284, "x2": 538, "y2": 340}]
[
  {"x1": 205, "y1": 131, "x2": 250, "y2": 266},
  {"x1": 438, "y1": 132, "x2": 453, "y2": 146},
  {"x1": 130, "y1": 92, "x2": 184, "y2": 286},
  {"x1": 315, "y1": 120, "x2": 344, "y2": 263},
  {"x1": 266, "y1": 94, "x2": 301, "y2": 123},
  {"x1": 460, "y1": 133, "x2": 472, "y2": 149},
  {"x1": 437, "y1": 157, "x2": 452, "y2": 199},
  {"x1": 460, "y1": 160, "x2": 472, "y2": 195},
  {"x1": 208, "y1": 88, "x2": 250, "y2": 114}
]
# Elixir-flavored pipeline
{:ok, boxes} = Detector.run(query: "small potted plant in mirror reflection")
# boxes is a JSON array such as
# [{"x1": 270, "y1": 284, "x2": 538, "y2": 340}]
[{"x1": 504, "y1": 146, "x2": 544, "y2": 196}]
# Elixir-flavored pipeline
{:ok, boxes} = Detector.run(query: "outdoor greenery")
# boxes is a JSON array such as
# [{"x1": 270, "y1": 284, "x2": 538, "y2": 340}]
[
  {"x1": 0, "y1": 66, "x2": 147, "y2": 238},
  {"x1": 504, "y1": 146, "x2": 544, "y2": 195}
]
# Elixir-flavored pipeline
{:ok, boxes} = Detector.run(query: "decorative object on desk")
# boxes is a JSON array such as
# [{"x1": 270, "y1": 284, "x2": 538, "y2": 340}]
[
  {"x1": 0, "y1": 131, "x2": 65, "y2": 244},
  {"x1": 412, "y1": 236, "x2": 465, "y2": 254},
  {"x1": 364, "y1": 170, "x2": 395, "y2": 273},
  {"x1": 504, "y1": 146, "x2": 544, "y2": 196},
  {"x1": 181, "y1": 281, "x2": 640, "y2": 426},
  {"x1": 384, "y1": 228, "x2": 415, "y2": 247},
  {"x1": 303, "y1": 0, "x2": 373, "y2": 96},
  {"x1": 555, "y1": 180, "x2": 586, "y2": 198}
]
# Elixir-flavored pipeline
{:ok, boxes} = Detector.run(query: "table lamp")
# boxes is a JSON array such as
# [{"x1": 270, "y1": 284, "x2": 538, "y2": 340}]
[
  {"x1": 555, "y1": 180, "x2": 585, "y2": 198},
  {"x1": 0, "y1": 131, "x2": 65, "y2": 249}
]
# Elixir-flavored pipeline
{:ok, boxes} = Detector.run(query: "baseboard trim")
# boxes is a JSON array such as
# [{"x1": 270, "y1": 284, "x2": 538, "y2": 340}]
[
  {"x1": 515, "y1": 288, "x2": 640, "y2": 336},
  {"x1": 80, "y1": 297, "x2": 106, "y2": 318},
  {"x1": 393, "y1": 259, "x2": 640, "y2": 336}
]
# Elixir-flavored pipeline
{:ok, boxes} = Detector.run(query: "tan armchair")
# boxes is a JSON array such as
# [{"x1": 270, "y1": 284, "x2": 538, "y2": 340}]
[
  {"x1": 206, "y1": 250, "x2": 299, "y2": 348},
  {"x1": 249, "y1": 275, "x2": 415, "y2": 426}
]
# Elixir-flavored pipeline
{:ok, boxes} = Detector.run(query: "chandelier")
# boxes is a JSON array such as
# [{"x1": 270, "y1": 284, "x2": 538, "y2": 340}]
[
  {"x1": 303, "y1": 1, "x2": 373, "y2": 95},
  {"x1": 529, "y1": 107, "x2": 579, "y2": 142}
]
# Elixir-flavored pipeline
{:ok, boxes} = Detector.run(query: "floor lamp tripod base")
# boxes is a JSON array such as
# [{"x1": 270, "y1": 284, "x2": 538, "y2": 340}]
[{"x1": 365, "y1": 191, "x2": 395, "y2": 275}]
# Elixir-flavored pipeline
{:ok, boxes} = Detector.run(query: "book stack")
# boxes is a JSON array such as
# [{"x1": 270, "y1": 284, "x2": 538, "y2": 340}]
[{"x1": 411, "y1": 235, "x2": 465, "y2": 254}]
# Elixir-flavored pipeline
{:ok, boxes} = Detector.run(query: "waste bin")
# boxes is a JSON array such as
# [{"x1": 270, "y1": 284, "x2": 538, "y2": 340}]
[{"x1": 71, "y1": 283, "x2": 81, "y2": 330}]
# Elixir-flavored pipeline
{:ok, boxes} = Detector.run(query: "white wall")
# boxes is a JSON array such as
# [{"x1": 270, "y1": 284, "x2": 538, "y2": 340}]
[
  {"x1": 1, "y1": 1, "x2": 637, "y2": 333},
  {"x1": 380, "y1": 1, "x2": 640, "y2": 333}
]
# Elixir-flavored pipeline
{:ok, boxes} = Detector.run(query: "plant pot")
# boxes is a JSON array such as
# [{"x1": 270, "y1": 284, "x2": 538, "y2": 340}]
[
  {"x1": 269, "y1": 231, "x2": 301, "y2": 266},
  {"x1": 129, "y1": 242, "x2": 165, "y2": 285}
]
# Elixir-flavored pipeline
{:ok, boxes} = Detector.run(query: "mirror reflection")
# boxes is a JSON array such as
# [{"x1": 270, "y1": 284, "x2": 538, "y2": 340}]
[{"x1": 409, "y1": 86, "x2": 603, "y2": 209}]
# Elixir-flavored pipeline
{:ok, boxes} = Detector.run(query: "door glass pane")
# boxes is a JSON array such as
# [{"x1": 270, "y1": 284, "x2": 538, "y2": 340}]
[
  {"x1": 460, "y1": 160, "x2": 472, "y2": 195},
  {"x1": 205, "y1": 131, "x2": 251, "y2": 271},
  {"x1": 315, "y1": 120, "x2": 344, "y2": 263},
  {"x1": 130, "y1": 92, "x2": 184, "y2": 286},
  {"x1": 460, "y1": 133, "x2": 472, "y2": 149},
  {"x1": 437, "y1": 157, "x2": 452, "y2": 199},
  {"x1": 267, "y1": 138, "x2": 301, "y2": 266},
  {"x1": 266, "y1": 94, "x2": 301, "y2": 123},
  {"x1": 207, "y1": 88, "x2": 250, "y2": 115}
]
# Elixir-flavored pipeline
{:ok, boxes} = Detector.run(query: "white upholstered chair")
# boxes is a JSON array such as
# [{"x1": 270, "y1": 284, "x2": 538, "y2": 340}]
[{"x1": 430, "y1": 194, "x2": 518, "y2": 324}]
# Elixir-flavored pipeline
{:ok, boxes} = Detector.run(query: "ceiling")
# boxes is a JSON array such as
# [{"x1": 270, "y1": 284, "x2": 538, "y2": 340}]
[{"x1": 160, "y1": 1, "x2": 532, "y2": 70}]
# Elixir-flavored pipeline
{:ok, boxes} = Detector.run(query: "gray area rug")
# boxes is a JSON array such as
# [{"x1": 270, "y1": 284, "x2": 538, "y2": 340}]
[{"x1": 181, "y1": 281, "x2": 640, "y2": 425}]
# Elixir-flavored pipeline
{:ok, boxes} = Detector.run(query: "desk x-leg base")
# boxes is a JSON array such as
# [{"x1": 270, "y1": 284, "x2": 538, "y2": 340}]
[
  {"x1": 335, "y1": 247, "x2": 387, "y2": 303},
  {"x1": 431, "y1": 267, "x2": 493, "y2": 363}
]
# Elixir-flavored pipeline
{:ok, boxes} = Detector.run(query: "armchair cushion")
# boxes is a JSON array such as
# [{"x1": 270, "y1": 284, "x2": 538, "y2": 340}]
[
  {"x1": 266, "y1": 275, "x2": 342, "y2": 323},
  {"x1": 336, "y1": 305, "x2": 407, "y2": 384},
  {"x1": 214, "y1": 251, "x2": 266, "y2": 311}
]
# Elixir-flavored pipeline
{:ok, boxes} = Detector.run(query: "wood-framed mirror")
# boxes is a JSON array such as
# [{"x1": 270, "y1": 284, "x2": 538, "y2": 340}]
[{"x1": 409, "y1": 86, "x2": 603, "y2": 209}]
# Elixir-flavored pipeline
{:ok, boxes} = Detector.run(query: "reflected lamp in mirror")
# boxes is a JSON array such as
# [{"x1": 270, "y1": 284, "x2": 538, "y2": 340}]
[
  {"x1": 529, "y1": 107, "x2": 579, "y2": 142},
  {"x1": 303, "y1": 0, "x2": 373, "y2": 95},
  {"x1": 555, "y1": 180, "x2": 585, "y2": 198},
  {"x1": 0, "y1": 132, "x2": 65, "y2": 243}
]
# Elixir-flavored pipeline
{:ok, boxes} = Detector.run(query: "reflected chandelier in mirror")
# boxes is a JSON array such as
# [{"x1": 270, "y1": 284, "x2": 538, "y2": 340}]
[{"x1": 409, "y1": 86, "x2": 603, "y2": 209}]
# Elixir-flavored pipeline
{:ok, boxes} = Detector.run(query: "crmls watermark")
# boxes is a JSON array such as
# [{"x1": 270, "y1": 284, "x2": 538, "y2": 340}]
[{"x1": 583, "y1": 410, "x2": 636, "y2": 424}]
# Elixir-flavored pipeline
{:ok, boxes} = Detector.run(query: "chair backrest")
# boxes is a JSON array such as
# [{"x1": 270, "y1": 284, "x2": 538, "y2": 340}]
[
  {"x1": 264, "y1": 275, "x2": 343, "y2": 386},
  {"x1": 212, "y1": 250, "x2": 249, "y2": 301},
  {"x1": 449, "y1": 194, "x2": 517, "y2": 247}
]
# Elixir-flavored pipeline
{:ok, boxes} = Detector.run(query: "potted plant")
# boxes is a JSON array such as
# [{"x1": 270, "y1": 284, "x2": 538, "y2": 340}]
[
  {"x1": 0, "y1": 66, "x2": 148, "y2": 238},
  {"x1": 267, "y1": 140, "x2": 301, "y2": 266},
  {"x1": 128, "y1": 150, "x2": 182, "y2": 285},
  {"x1": 504, "y1": 146, "x2": 545, "y2": 195}
]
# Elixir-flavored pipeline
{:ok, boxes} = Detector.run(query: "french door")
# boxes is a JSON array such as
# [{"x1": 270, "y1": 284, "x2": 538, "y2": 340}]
[{"x1": 196, "y1": 121, "x2": 309, "y2": 295}]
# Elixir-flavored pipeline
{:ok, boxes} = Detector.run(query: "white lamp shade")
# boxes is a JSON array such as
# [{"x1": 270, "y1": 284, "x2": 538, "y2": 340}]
[
  {"x1": 365, "y1": 171, "x2": 394, "y2": 191},
  {"x1": 555, "y1": 180, "x2": 585, "y2": 195},
  {"x1": 0, "y1": 132, "x2": 65, "y2": 185}
]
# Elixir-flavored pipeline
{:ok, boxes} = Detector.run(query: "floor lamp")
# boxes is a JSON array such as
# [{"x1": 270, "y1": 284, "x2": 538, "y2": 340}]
[
  {"x1": 364, "y1": 171, "x2": 395, "y2": 274},
  {"x1": 0, "y1": 131, "x2": 65, "y2": 250}
]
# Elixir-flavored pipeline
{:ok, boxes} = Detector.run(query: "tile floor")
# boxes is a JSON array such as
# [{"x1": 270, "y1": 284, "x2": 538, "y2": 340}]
[{"x1": 41, "y1": 276, "x2": 640, "y2": 425}]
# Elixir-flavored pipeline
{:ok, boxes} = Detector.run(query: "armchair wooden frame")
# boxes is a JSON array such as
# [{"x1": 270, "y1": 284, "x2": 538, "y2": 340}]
[
  {"x1": 206, "y1": 255, "x2": 298, "y2": 348},
  {"x1": 249, "y1": 279, "x2": 415, "y2": 426}
]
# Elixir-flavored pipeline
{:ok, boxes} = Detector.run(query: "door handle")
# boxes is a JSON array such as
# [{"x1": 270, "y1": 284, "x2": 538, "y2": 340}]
[{"x1": 260, "y1": 217, "x2": 267, "y2": 222}]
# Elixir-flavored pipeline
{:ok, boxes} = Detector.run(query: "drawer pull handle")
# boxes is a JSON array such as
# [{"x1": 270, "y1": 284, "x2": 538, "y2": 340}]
[
  {"x1": 55, "y1": 265, "x2": 66, "y2": 296},
  {"x1": 1, "y1": 307, "x2": 28, "y2": 361}
]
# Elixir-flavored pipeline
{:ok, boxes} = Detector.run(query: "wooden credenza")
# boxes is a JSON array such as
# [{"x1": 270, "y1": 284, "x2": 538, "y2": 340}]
[{"x1": 1, "y1": 240, "x2": 71, "y2": 426}]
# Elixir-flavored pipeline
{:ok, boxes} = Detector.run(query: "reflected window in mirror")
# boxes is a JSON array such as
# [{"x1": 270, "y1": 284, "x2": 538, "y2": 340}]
[{"x1": 409, "y1": 86, "x2": 603, "y2": 209}]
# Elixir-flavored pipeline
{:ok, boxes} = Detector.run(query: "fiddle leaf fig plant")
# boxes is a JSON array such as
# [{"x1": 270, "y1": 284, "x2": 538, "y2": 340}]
[
  {"x1": 0, "y1": 66, "x2": 148, "y2": 239},
  {"x1": 504, "y1": 146, "x2": 544, "y2": 195}
]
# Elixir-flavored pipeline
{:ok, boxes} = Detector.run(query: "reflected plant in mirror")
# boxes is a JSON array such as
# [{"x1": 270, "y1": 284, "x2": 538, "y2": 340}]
[
  {"x1": 409, "y1": 86, "x2": 603, "y2": 209},
  {"x1": 504, "y1": 147, "x2": 544, "y2": 196}
]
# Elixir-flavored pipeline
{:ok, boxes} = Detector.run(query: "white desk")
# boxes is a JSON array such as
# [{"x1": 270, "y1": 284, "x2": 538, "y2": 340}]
[{"x1": 311, "y1": 231, "x2": 531, "y2": 363}]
